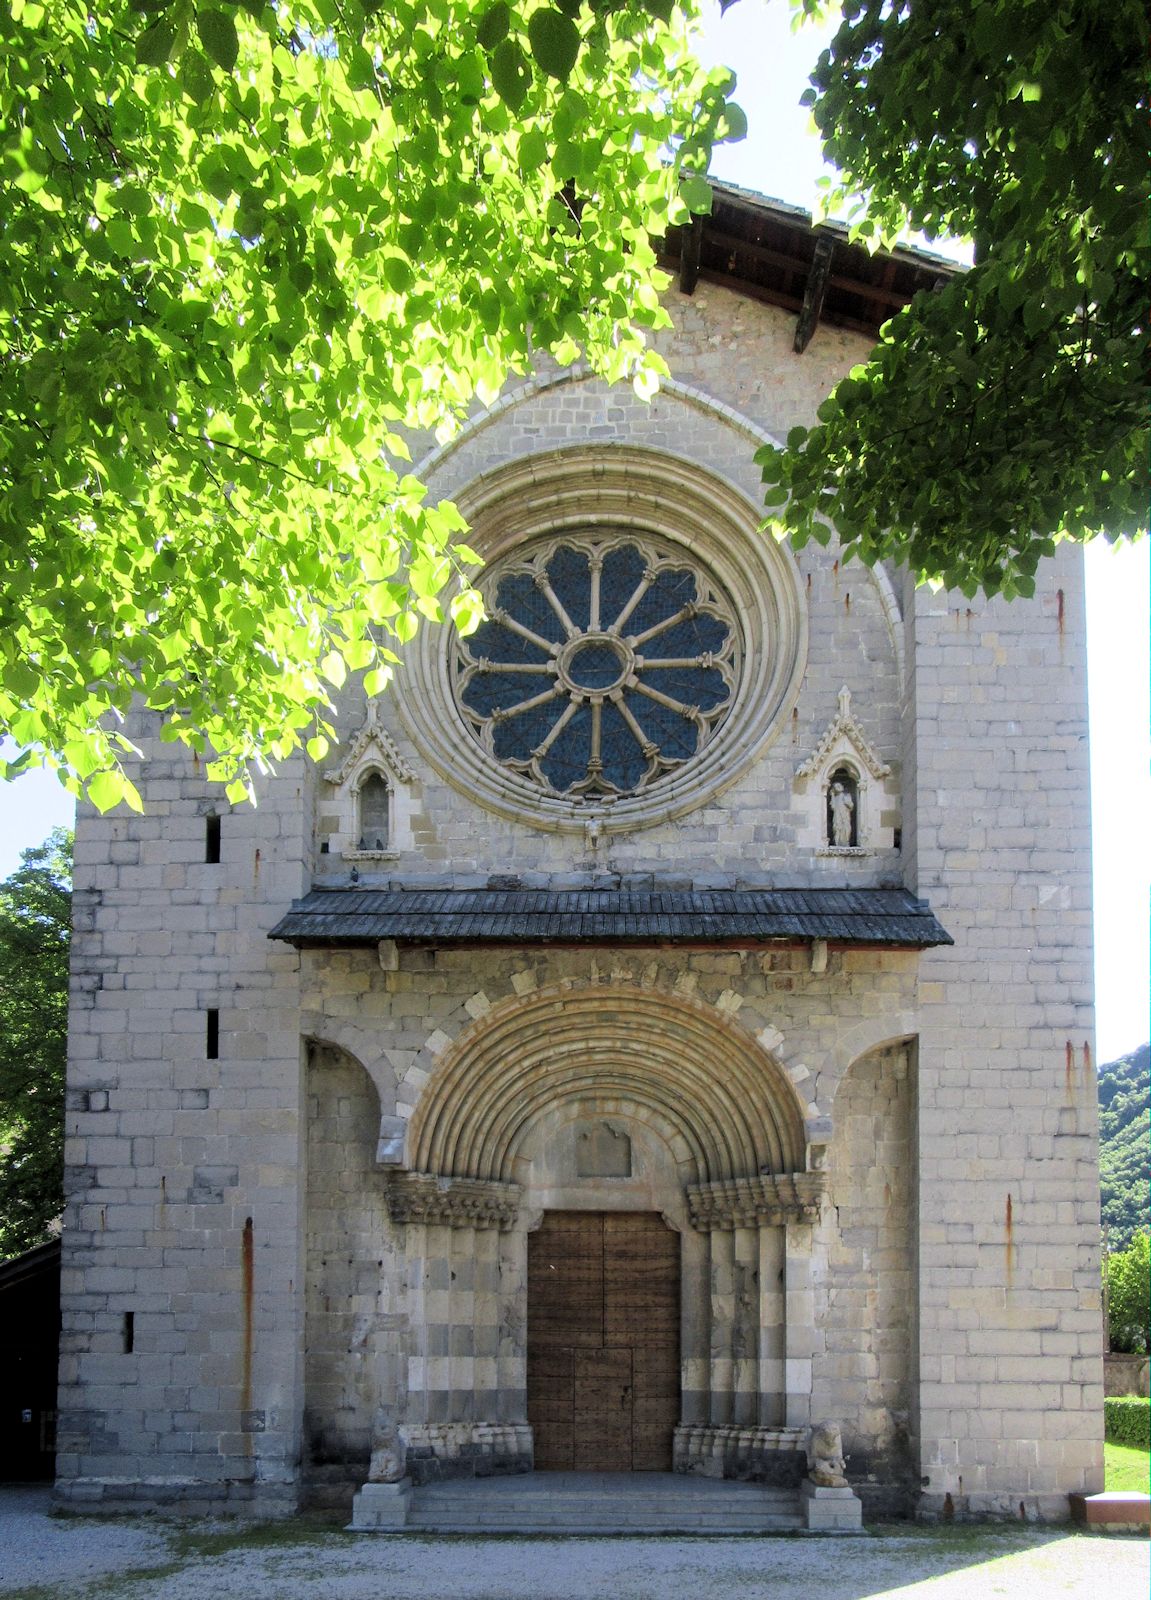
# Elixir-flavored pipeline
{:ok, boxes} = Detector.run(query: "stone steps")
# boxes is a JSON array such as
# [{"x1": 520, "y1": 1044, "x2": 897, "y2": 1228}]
[{"x1": 403, "y1": 1474, "x2": 805, "y2": 1535}]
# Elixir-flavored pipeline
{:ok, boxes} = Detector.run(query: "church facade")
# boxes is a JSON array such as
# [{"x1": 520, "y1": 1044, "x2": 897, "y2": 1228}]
[{"x1": 57, "y1": 189, "x2": 1103, "y2": 1523}]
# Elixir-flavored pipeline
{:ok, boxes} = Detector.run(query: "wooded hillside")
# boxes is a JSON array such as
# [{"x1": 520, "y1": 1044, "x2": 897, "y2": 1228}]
[{"x1": 1099, "y1": 1042, "x2": 1150, "y2": 1249}]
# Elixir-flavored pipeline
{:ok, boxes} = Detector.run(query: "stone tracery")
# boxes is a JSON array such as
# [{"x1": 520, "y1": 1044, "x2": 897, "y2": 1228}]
[{"x1": 454, "y1": 534, "x2": 739, "y2": 798}]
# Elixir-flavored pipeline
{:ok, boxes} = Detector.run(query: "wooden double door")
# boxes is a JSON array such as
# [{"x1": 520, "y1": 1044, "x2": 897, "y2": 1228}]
[{"x1": 527, "y1": 1211, "x2": 680, "y2": 1471}]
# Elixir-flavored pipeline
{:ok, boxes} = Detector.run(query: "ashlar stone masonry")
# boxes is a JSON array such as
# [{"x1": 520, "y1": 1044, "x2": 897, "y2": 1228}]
[{"x1": 57, "y1": 190, "x2": 1102, "y2": 1524}]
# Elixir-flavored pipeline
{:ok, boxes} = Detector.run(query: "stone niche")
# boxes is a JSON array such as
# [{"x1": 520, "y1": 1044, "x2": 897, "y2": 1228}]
[{"x1": 793, "y1": 686, "x2": 900, "y2": 855}]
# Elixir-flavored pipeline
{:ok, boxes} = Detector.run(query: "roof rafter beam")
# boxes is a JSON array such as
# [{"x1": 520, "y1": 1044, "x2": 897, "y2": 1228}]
[
  {"x1": 679, "y1": 213, "x2": 704, "y2": 295},
  {"x1": 794, "y1": 234, "x2": 836, "y2": 354}
]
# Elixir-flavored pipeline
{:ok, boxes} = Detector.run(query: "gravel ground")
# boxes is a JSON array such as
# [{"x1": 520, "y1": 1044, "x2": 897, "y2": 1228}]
[{"x1": 1, "y1": 1486, "x2": 1147, "y2": 1600}]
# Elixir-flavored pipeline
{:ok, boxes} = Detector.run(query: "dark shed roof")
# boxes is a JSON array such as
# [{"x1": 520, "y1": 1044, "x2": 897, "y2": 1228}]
[
  {"x1": 664, "y1": 181, "x2": 961, "y2": 349},
  {"x1": 269, "y1": 886, "x2": 951, "y2": 950}
]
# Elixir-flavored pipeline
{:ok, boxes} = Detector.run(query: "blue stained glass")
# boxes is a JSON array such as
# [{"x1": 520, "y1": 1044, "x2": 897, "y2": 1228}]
[
  {"x1": 467, "y1": 619, "x2": 550, "y2": 666},
  {"x1": 600, "y1": 701, "x2": 649, "y2": 790},
  {"x1": 643, "y1": 614, "x2": 730, "y2": 659},
  {"x1": 599, "y1": 544, "x2": 648, "y2": 627},
  {"x1": 459, "y1": 535, "x2": 737, "y2": 798},
  {"x1": 539, "y1": 704, "x2": 593, "y2": 792},
  {"x1": 567, "y1": 641, "x2": 625, "y2": 690},
  {"x1": 495, "y1": 571, "x2": 567, "y2": 645},
  {"x1": 628, "y1": 694, "x2": 698, "y2": 761},
  {"x1": 492, "y1": 697, "x2": 566, "y2": 762},
  {"x1": 623, "y1": 568, "x2": 696, "y2": 638},
  {"x1": 642, "y1": 666, "x2": 730, "y2": 713},
  {"x1": 461, "y1": 670, "x2": 552, "y2": 716},
  {"x1": 547, "y1": 546, "x2": 592, "y2": 631}
]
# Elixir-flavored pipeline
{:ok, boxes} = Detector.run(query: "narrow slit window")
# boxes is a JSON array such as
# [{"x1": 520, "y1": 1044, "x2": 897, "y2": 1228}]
[
  {"x1": 123, "y1": 1312, "x2": 135, "y2": 1354},
  {"x1": 205, "y1": 814, "x2": 221, "y2": 864},
  {"x1": 358, "y1": 773, "x2": 390, "y2": 851},
  {"x1": 206, "y1": 1008, "x2": 219, "y2": 1059}
]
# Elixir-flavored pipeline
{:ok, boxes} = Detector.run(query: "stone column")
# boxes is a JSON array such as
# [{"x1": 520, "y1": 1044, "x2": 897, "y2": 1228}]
[
  {"x1": 758, "y1": 1223, "x2": 786, "y2": 1426},
  {"x1": 708, "y1": 1229, "x2": 735, "y2": 1425},
  {"x1": 731, "y1": 1225, "x2": 760, "y2": 1426},
  {"x1": 784, "y1": 1219, "x2": 815, "y2": 1428}
]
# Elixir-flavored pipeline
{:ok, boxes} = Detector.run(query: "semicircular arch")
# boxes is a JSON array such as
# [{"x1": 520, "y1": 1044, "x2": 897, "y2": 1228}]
[{"x1": 407, "y1": 983, "x2": 808, "y2": 1185}]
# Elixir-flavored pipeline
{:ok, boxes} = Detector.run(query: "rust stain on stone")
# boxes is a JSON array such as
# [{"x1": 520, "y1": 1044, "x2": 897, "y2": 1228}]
[
  {"x1": 844, "y1": 592, "x2": 851, "y2": 612},
  {"x1": 1057, "y1": 588, "x2": 1065, "y2": 634},
  {"x1": 942, "y1": 1492, "x2": 954, "y2": 1520},
  {"x1": 1082, "y1": 1039, "x2": 1093, "y2": 1098},
  {"x1": 241, "y1": 1216, "x2": 254, "y2": 1453},
  {"x1": 1005, "y1": 1194, "x2": 1014, "y2": 1291},
  {"x1": 791, "y1": 705, "x2": 799, "y2": 743},
  {"x1": 1065, "y1": 1040, "x2": 1075, "y2": 1104},
  {"x1": 253, "y1": 847, "x2": 261, "y2": 887}
]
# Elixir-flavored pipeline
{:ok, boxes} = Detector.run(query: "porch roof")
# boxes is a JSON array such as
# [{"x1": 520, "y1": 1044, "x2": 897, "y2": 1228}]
[{"x1": 268, "y1": 885, "x2": 952, "y2": 950}]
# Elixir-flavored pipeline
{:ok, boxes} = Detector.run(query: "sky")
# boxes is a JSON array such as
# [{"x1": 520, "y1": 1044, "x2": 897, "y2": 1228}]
[{"x1": 0, "y1": 2, "x2": 1147, "y2": 1061}]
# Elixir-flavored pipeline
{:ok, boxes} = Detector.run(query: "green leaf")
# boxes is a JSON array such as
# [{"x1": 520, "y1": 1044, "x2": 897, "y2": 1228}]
[
  {"x1": 477, "y1": 1, "x2": 511, "y2": 50},
  {"x1": 197, "y1": 7, "x2": 239, "y2": 73},
  {"x1": 679, "y1": 174, "x2": 712, "y2": 213},
  {"x1": 491, "y1": 38, "x2": 531, "y2": 110},
  {"x1": 527, "y1": 8, "x2": 580, "y2": 82},
  {"x1": 136, "y1": 18, "x2": 177, "y2": 66}
]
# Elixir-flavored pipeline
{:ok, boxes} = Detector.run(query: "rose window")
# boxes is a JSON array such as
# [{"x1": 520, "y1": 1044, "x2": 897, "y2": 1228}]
[{"x1": 453, "y1": 535, "x2": 740, "y2": 798}]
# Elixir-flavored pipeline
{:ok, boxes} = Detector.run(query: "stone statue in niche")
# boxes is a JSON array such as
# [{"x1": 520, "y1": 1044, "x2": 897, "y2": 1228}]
[
  {"x1": 576, "y1": 1122, "x2": 632, "y2": 1179},
  {"x1": 827, "y1": 768, "x2": 858, "y2": 848},
  {"x1": 367, "y1": 1410, "x2": 407, "y2": 1484},
  {"x1": 806, "y1": 1420, "x2": 849, "y2": 1487}
]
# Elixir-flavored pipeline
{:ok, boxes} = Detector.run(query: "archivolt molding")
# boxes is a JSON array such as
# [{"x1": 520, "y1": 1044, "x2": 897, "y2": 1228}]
[
  {"x1": 395, "y1": 444, "x2": 808, "y2": 833},
  {"x1": 404, "y1": 982, "x2": 810, "y2": 1187},
  {"x1": 412, "y1": 366, "x2": 906, "y2": 690}
]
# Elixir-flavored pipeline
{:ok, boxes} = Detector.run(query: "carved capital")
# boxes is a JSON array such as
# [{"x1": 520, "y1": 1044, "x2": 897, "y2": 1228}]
[
  {"x1": 384, "y1": 1170, "x2": 522, "y2": 1230},
  {"x1": 686, "y1": 1170, "x2": 827, "y2": 1231}
]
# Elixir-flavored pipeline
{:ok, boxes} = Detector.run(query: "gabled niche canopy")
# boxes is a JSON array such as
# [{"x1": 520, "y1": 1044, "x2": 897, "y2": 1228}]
[
  {"x1": 321, "y1": 702, "x2": 416, "y2": 862},
  {"x1": 794, "y1": 687, "x2": 898, "y2": 855}
]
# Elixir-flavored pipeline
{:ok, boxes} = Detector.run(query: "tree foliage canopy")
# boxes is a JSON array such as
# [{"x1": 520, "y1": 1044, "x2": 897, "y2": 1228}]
[
  {"x1": 0, "y1": 828, "x2": 70, "y2": 1260},
  {"x1": 759, "y1": 0, "x2": 1148, "y2": 597},
  {"x1": 1106, "y1": 1229, "x2": 1149, "y2": 1356},
  {"x1": 1099, "y1": 1042, "x2": 1150, "y2": 1252},
  {"x1": 1, "y1": 0, "x2": 739, "y2": 806},
  {"x1": 0, "y1": 0, "x2": 1146, "y2": 805}
]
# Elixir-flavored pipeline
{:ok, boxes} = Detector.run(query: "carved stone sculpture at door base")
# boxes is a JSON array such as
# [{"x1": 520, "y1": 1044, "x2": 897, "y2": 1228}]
[
  {"x1": 367, "y1": 1413, "x2": 407, "y2": 1484},
  {"x1": 350, "y1": 1412, "x2": 412, "y2": 1531},
  {"x1": 807, "y1": 1419, "x2": 850, "y2": 1488},
  {"x1": 800, "y1": 1421, "x2": 864, "y2": 1533}
]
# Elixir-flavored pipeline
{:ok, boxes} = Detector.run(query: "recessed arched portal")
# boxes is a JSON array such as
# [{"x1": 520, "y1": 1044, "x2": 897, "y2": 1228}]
[
  {"x1": 407, "y1": 982, "x2": 809, "y2": 1185},
  {"x1": 391, "y1": 984, "x2": 822, "y2": 1481}
]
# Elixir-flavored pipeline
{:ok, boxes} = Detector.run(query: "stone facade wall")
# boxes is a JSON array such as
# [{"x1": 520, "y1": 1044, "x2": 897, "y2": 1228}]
[
  {"x1": 304, "y1": 1043, "x2": 396, "y2": 1504},
  {"x1": 57, "y1": 730, "x2": 309, "y2": 1514},
  {"x1": 815, "y1": 1042, "x2": 914, "y2": 1515},
  {"x1": 55, "y1": 274, "x2": 1101, "y2": 1520},
  {"x1": 906, "y1": 555, "x2": 1103, "y2": 1519}
]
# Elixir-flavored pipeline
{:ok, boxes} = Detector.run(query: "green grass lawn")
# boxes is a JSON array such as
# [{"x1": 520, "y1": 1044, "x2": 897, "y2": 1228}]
[{"x1": 1104, "y1": 1438, "x2": 1150, "y2": 1492}]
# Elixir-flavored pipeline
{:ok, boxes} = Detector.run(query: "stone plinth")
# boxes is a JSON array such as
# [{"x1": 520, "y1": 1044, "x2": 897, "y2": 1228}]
[
  {"x1": 350, "y1": 1479, "x2": 412, "y2": 1531},
  {"x1": 800, "y1": 1480, "x2": 863, "y2": 1532}
]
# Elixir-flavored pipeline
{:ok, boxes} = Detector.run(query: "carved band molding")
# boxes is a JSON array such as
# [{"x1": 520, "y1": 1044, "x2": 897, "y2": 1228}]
[
  {"x1": 384, "y1": 1170, "x2": 522, "y2": 1230},
  {"x1": 686, "y1": 1170, "x2": 827, "y2": 1231}
]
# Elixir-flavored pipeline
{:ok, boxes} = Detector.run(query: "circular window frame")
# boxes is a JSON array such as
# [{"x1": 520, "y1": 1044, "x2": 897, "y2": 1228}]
[
  {"x1": 453, "y1": 529, "x2": 742, "y2": 800},
  {"x1": 395, "y1": 446, "x2": 808, "y2": 835}
]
